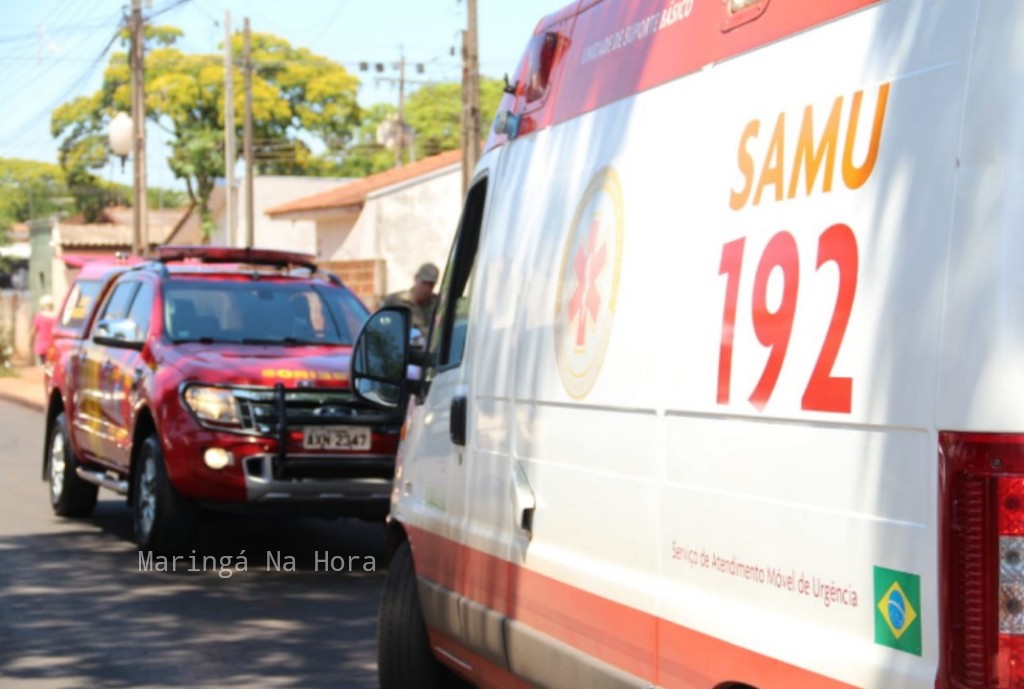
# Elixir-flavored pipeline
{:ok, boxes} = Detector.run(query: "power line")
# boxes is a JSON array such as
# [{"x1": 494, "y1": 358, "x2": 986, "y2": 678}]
[
  {"x1": 0, "y1": 1, "x2": 192, "y2": 160},
  {"x1": 0, "y1": 0, "x2": 101, "y2": 98},
  {"x1": 149, "y1": 0, "x2": 194, "y2": 21},
  {"x1": 307, "y1": 0, "x2": 347, "y2": 48},
  {"x1": 0, "y1": 22, "x2": 124, "y2": 152},
  {"x1": 0, "y1": 19, "x2": 119, "y2": 46}
]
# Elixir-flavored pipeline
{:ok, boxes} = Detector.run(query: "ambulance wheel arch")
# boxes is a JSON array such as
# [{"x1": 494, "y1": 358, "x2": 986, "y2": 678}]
[{"x1": 384, "y1": 518, "x2": 409, "y2": 566}]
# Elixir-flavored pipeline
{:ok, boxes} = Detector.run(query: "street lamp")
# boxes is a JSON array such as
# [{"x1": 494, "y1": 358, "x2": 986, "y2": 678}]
[
  {"x1": 108, "y1": 110, "x2": 144, "y2": 255},
  {"x1": 107, "y1": 0, "x2": 148, "y2": 257},
  {"x1": 108, "y1": 111, "x2": 132, "y2": 169}
]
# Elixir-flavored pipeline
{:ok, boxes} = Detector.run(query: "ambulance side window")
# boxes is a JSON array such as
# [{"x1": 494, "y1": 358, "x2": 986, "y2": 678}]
[{"x1": 429, "y1": 178, "x2": 487, "y2": 371}]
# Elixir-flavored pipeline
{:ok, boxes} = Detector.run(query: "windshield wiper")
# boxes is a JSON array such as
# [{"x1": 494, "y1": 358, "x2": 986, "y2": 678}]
[
  {"x1": 239, "y1": 336, "x2": 326, "y2": 346},
  {"x1": 240, "y1": 337, "x2": 296, "y2": 345},
  {"x1": 236, "y1": 335, "x2": 339, "y2": 343},
  {"x1": 173, "y1": 336, "x2": 217, "y2": 344}
]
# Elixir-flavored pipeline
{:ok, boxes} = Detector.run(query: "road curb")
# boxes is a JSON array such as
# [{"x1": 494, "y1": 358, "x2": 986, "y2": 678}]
[{"x1": 0, "y1": 391, "x2": 45, "y2": 413}]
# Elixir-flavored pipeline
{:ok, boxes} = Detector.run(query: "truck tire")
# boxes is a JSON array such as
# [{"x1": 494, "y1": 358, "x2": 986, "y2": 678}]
[
  {"x1": 378, "y1": 541, "x2": 471, "y2": 689},
  {"x1": 133, "y1": 434, "x2": 198, "y2": 555},
  {"x1": 48, "y1": 412, "x2": 98, "y2": 517}
]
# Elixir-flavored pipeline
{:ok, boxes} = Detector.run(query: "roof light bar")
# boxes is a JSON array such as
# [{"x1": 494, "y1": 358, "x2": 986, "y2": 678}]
[{"x1": 154, "y1": 246, "x2": 318, "y2": 272}]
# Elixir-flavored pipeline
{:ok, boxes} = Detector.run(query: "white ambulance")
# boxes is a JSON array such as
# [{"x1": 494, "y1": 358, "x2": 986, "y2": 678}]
[{"x1": 350, "y1": 0, "x2": 1024, "y2": 687}]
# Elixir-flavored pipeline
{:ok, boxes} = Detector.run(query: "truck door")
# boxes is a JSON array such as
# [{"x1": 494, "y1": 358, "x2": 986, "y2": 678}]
[
  {"x1": 73, "y1": 280, "x2": 138, "y2": 465},
  {"x1": 103, "y1": 279, "x2": 155, "y2": 468}
]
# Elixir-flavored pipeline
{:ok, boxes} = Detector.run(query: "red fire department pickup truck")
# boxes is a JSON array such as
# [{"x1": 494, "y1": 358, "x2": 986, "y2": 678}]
[{"x1": 42, "y1": 246, "x2": 402, "y2": 554}]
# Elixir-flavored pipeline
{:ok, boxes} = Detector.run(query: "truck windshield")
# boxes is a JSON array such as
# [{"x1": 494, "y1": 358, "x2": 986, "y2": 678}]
[{"x1": 164, "y1": 280, "x2": 368, "y2": 345}]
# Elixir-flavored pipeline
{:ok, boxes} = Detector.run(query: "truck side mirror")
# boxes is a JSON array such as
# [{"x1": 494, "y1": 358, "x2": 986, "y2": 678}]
[{"x1": 351, "y1": 306, "x2": 412, "y2": 409}]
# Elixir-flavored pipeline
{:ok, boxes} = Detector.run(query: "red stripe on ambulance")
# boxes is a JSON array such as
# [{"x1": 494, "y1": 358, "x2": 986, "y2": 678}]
[{"x1": 408, "y1": 525, "x2": 859, "y2": 688}]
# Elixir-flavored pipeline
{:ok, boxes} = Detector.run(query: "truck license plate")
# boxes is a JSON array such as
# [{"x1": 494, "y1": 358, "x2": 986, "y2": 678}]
[{"x1": 302, "y1": 426, "x2": 371, "y2": 451}]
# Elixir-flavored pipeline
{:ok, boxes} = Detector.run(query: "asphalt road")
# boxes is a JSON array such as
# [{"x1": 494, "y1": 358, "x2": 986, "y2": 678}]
[{"x1": 0, "y1": 399, "x2": 388, "y2": 689}]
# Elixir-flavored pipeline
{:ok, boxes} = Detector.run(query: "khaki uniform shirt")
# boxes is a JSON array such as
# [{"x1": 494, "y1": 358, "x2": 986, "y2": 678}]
[{"x1": 380, "y1": 290, "x2": 438, "y2": 333}]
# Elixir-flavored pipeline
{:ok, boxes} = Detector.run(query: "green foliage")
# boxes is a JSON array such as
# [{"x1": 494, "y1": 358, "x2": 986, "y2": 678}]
[
  {"x1": 0, "y1": 159, "x2": 67, "y2": 235},
  {"x1": 331, "y1": 78, "x2": 505, "y2": 174},
  {"x1": 403, "y1": 78, "x2": 505, "y2": 161},
  {"x1": 324, "y1": 103, "x2": 396, "y2": 177},
  {"x1": 0, "y1": 158, "x2": 184, "y2": 232},
  {"x1": 65, "y1": 168, "x2": 128, "y2": 223}
]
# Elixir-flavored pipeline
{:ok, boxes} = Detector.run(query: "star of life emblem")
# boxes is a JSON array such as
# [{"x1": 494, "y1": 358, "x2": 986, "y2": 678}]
[{"x1": 554, "y1": 167, "x2": 623, "y2": 399}]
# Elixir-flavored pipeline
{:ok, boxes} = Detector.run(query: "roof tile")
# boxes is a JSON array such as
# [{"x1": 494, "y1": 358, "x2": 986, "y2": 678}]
[{"x1": 265, "y1": 149, "x2": 462, "y2": 217}]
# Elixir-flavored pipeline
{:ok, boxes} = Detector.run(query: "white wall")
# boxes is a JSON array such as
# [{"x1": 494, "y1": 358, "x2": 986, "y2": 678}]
[
  {"x1": 242, "y1": 176, "x2": 348, "y2": 253},
  {"x1": 328, "y1": 166, "x2": 462, "y2": 294},
  {"x1": 210, "y1": 176, "x2": 350, "y2": 253},
  {"x1": 316, "y1": 216, "x2": 358, "y2": 261}
]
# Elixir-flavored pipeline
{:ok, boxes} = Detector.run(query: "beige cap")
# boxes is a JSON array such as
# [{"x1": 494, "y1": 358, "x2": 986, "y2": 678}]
[{"x1": 415, "y1": 263, "x2": 440, "y2": 283}]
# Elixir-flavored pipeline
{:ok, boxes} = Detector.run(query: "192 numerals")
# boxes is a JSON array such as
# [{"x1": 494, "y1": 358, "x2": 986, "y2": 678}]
[{"x1": 717, "y1": 223, "x2": 858, "y2": 413}]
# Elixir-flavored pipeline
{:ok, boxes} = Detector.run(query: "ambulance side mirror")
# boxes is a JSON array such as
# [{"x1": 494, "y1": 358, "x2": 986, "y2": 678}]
[{"x1": 351, "y1": 307, "x2": 411, "y2": 409}]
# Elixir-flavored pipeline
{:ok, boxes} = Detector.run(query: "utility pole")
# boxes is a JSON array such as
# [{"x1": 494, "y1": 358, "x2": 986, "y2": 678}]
[
  {"x1": 460, "y1": 31, "x2": 468, "y2": 196},
  {"x1": 130, "y1": 0, "x2": 148, "y2": 255},
  {"x1": 223, "y1": 12, "x2": 235, "y2": 247},
  {"x1": 396, "y1": 53, "x2": 406, "y2": 168},
  {"x1": 463, "y1": 0, "x2": 481, "y2": 196},
  {"x1": 243, "y1": 18, "x2": 254, "y2": 247},
  {"x1": 360, "y1": 55, "x2": 429, "y2": 168}
]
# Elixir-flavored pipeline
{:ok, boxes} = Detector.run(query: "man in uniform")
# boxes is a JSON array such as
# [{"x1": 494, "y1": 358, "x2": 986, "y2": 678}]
[{"x1": 380, "y1": 262, "x2": 440, "y2": 334}]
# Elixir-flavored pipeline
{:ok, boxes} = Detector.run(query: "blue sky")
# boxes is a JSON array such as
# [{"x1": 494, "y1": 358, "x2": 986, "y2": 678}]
[{"x1": 0, "y1": 0, "x2": 565, "y2": 189}]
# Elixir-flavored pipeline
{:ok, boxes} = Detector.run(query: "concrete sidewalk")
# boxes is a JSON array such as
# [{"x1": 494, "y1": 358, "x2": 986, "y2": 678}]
[{"x1": 0, "y1": 365, "x2": 46, "y2": 412}]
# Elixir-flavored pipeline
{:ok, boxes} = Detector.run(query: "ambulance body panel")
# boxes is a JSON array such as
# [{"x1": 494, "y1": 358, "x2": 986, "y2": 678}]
[{"x1": 368, "y1": 1, "x2": 1024, "y2": 687}]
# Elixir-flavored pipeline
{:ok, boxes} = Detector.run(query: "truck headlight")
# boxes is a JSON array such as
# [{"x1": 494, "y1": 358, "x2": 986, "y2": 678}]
[{"x1": 183, "y1": 386, "x2": 241, "y2": 425}]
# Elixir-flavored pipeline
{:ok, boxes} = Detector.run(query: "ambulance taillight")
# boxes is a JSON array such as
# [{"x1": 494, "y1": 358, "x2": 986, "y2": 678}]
[
  {"x1": 998, "y1": 476, "x2": 1024, "y2": 686},
  {"x1": 941, "y1": 433, "x2": 1024, "y2": 689}
]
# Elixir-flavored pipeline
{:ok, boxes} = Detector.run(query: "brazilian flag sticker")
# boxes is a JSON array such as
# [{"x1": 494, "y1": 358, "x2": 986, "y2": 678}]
[{"x1": 874, "y1": 566, "x2": 922, "y2": 656}]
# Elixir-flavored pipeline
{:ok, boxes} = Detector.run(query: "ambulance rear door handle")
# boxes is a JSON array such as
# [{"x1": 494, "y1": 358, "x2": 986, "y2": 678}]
[
  {"x1": 450, "y1": 396, "x2": 467, "y2": 446},
  {"x1": 512, "y1": 462, "x2": 536, "y2": 536}
]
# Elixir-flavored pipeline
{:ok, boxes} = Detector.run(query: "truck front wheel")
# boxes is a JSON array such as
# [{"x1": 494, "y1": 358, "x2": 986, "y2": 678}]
[
  {"x1": 48, "y1": 412, "x2": 98, "y2": 517},
  {"x1": 133, "y1": 434, "x2": 198, "y2": 555}
]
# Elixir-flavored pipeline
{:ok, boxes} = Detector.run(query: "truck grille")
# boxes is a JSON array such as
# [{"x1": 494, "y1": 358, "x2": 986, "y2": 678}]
[{"x1": 234, "y1": 388, "x2": 371, "y2": 433}]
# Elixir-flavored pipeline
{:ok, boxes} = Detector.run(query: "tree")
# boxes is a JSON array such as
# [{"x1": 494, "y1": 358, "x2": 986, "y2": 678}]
[
  {"x1": 403, "y1": 78, "x2": 505, "y2": 161},
  {"x1": 52, "y1": 25, "x2": 361, "y2": 240},
  {"x1": 0, "y1": 158, "x2": 183, "y2": 234},
  {"x1": 0, "y1": 159, "x2": 68, "y2": 235},
  {"x1": 330, "y1": 78, "x2": 505, "y2": 174},
  {"x1": 318, "y1": 103, "x2": 396, "y2": 177}
]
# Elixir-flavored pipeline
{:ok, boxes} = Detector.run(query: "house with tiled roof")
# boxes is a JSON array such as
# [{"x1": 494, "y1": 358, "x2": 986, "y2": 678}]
[{"x1": 265, "y1": 149, "x2": 463, "y2": 307}]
